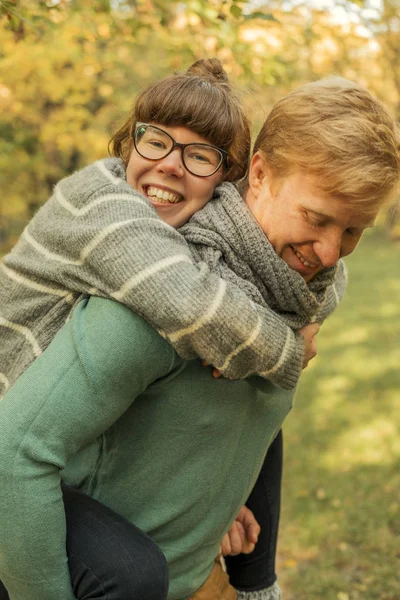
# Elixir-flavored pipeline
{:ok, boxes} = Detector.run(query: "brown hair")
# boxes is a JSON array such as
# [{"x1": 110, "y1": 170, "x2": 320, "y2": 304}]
[
  {"x1": 109, "y1": 58, "x2": 250, "y2": 182},
  {"x1": 253, "y1": 77, "x2": 400, "y2": 213}
]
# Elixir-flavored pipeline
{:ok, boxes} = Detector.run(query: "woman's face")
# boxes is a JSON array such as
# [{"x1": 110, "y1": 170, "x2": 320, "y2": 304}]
[
  {"x1": 126, "y1": 123, "x2": 224, "y2": 228},
  {"x1": 246, "y1": 153, "x2": 376, "y2": 281}
]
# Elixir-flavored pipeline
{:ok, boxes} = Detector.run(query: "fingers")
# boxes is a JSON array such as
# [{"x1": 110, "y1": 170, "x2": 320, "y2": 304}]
[
  {"x1": 221, "y1": 506, "x2": 261, "y2": 556},
  {"x1": 220, "y1": 533, "x2": 231, "y2": 556},
  {"x1": 201, "y1": 361, "x2": 223, "y2": 379},
  {"x1": 310, "y1": 323, "x2": 320, "y2": 337},
  {"x1": 235, "y1": 506, "x2": 259, "y2": 552},
  {"x1": 299, "y1": 321, "x2": 321, "y2": 369},
  {"x1": 221, "y1": 522, "x2": 243, "y2": 556},
  {"x1": 299, "y1": 322, "x2": 320, "y2": 337},
  {"x1": 244, "y1": 516, "x2": 260, "y2": 545}
]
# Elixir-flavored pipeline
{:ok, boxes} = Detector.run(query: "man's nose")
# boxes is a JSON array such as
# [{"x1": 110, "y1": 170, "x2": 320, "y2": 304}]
[
  {"x1": 315, "y1": 233, "x2": 342, "y2": 268},
  {"x1": 156, "y1": 149, "x2": 184, "y2": 177}
]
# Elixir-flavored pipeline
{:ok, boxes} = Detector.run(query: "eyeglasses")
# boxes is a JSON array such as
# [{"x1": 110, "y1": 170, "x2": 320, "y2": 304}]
[{"x1": 133, "y1": 122, "x2": 228, "y2": 177}]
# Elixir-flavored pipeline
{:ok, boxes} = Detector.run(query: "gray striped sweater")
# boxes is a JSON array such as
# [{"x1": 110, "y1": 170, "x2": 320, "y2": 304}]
[{"x1": 0, "y1": 158, "x2": 346, "y2": 399}]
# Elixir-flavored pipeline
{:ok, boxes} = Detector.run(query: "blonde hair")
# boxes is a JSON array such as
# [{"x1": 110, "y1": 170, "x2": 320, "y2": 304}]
[
  {"x1": 110, "y1": 58, "x2": 251, "y2": 182},
  {"x1": 253, "y1": 77, "x2": 400, "y2": 213}
]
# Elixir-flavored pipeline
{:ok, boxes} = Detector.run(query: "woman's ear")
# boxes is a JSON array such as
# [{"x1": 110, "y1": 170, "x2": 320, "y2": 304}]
[{"x1": 248, "y1": 152, "x2": 270, "y2": 198}]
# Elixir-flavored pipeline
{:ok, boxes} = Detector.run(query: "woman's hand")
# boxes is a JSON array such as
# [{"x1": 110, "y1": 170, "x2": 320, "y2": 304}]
[
  {"x1": 299, "y1": 322, "x2": 320, "y2": 368},
  {"x1": 220, "y1": 505, "x2": 260, "y2": 556},
  {"x1": 201, "y1": 360, "x2": 223, "y2": 378}
]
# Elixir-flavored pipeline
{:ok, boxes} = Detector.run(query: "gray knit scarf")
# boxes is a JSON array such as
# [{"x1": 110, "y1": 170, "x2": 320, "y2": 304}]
[{"x1": 180, "y1": 182, "x2": 347, "y2": 329}]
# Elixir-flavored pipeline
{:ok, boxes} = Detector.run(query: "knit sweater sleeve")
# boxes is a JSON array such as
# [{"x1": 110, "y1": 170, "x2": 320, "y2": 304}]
[
  {"x1": 4, "y1": 159, "x2": 303, "y2": 389},
  {"x1": 0, "y1": 297, "x2": 177, "y2": 600},
  {"x1": 314, "y1": 259, "x2": 348, "y2": 324}
]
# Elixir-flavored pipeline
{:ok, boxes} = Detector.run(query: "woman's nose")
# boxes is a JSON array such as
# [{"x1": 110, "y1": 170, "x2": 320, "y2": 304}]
[{"x1": 155, "y1": 149, "x2": 184, "y2": 177}]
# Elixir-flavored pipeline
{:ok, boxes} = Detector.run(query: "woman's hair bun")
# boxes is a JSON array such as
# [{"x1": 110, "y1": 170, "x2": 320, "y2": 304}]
[{"x1": 186, "y1": 58, "x2": 229, "y2": 84}]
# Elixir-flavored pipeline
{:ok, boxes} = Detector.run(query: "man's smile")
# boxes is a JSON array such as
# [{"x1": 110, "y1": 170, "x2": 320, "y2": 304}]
[{"x1": 290, "y1": 245, "x2": 320, "y2": 268}]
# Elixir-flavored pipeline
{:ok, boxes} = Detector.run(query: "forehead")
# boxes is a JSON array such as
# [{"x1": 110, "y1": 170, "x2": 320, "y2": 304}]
[{"x1": 149, "y1": 122, "x2": 212, "y2": 146}]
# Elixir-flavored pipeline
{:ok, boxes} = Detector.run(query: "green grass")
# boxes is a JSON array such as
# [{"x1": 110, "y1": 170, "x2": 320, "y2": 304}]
[{"x1": 278, "y1": 230, "x2": 400, "y2": 600}]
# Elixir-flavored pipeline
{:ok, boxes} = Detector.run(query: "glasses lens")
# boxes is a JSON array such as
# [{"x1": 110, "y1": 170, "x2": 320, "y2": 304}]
[
  {"x1": 184, "y1": 144, "x2": 223, "y2": 176},
  {"x1": 135, "y1": 125, "x2": 172, "y2": 160}
]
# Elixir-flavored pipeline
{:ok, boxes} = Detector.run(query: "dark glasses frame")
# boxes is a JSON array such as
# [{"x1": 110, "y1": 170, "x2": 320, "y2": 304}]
[{"x1": 132, "y1": 122, "x2": 229, "y2": 177}]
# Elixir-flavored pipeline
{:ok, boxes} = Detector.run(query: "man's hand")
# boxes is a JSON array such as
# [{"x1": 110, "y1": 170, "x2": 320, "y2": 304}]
[
  {"x1": 298, "y1": 322, "x2": 320, "y2": 368},
  {"x1": 220, "y1": 506, "x2": 260, "y2": 556}
]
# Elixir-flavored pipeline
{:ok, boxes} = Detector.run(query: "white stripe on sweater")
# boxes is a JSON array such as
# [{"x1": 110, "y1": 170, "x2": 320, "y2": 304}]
[
  {"x1": 23, "y1": 229, "x2": 81, "y2": 265},
  {"x1": 331, "y1": 282, "x2": 339, "y2": 305},
  {"x1": 23, "y1": 218, "x2": 168, "y2": 266},
  {"x1": 112, "y1": 255, "x2": 193, "y2": 300},
  {"x1": 80, "y1": 221, "x2": 136, "y2": 262},
  {"x1": 167, "y1": 279, "x2": 227, "y2": 343},
  {"x1": 96, "y1": 160, "x2": 125, "y2": 185},
  {"x1": 0, "y1": 317, "x2": 42, "y2": 357},
  {"x1": 55, "y1": 186, "x2": 148, "y2": 216},
  {"x1": 1, "y1": 264, "x2": 73, "y2": 298},
  {"x1": 217, "y1": 314, "x2": 262, "y2": 374},
  {"x1": 0, "y1": 373, "x2": 10, "y2": 397},
  {"x1": 259, "y1": 328, "x2": 293, "y2": 377}
]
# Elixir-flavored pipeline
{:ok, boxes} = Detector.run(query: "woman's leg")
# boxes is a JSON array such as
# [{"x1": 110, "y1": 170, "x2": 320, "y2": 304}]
[
  {"x1": 225, "y1": 430, "x2": 283, "y2": 598},
  {"x1": 0, "y1": 485, "x2": 168, "y2": 600}
]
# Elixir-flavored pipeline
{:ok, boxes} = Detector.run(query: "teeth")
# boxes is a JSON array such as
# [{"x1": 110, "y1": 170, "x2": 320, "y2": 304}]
[
  {"x1": 293, "y1": 247, "x2": 318, "y2": 268},
  {"x1": 147, "y1": 186, "x2": 182, "y2": 204}
]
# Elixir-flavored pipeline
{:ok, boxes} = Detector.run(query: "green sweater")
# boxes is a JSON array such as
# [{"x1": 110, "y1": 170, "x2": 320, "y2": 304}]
[{"x1": 0, "y1": 297, "x2": 294, "y2": 600}]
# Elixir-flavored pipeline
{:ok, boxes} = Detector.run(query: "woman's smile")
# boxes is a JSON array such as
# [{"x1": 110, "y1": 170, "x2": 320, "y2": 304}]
[{"x1": 144, "y1": 185, "x2": 184, "y2": 204}]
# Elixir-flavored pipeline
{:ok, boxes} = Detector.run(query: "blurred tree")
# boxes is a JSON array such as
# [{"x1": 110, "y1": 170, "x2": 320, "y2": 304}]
[
  {"x1": 0, "y1": 0, "x2": 280, "y2": 232},
  {"x1": 1, "y1": 0, "x2": 399, "y2": 249}
]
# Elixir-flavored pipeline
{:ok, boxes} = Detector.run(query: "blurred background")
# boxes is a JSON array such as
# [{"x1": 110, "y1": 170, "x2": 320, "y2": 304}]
[{"x1": 1, "y1": 1, "x2": 399, "y2": 598}]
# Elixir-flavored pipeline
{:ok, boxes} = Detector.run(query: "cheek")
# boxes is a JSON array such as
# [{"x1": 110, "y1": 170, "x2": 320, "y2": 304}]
[
  {"x1": 191, "y1": 181, "x2": 216, "y2": 208},
  {"x1": 126, "y1": 159, "x2": 138, "y2": 187},
  {"x1": 126, "y1": 150, "x2": 148, "y2": 188}
]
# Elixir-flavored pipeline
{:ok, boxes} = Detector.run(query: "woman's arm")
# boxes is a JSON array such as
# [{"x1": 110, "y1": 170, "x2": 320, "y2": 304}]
[
  {"x1": 2, "y1": 159, "x2": 303, "y2": 389},
  {"x1": 0, "y1": 297, "x2": 176, "y2": 600}
]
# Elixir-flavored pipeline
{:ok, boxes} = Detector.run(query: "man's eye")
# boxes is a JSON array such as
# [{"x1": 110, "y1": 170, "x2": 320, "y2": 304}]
[
  {"x1": 346, "y1": 228, "x2": 362, "y2": 237},
  {"x1": 307, "y1": 215, "x2": 324, "y2": 228}
]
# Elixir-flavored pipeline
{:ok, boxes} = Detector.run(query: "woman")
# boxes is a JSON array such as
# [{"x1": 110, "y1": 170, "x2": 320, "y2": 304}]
[
  {"x1": 1, "y1": 74, "x2": 398, "y2": 599},
  {"x1": 0, "y1": 59, "x2": 316, "y2": 600}
]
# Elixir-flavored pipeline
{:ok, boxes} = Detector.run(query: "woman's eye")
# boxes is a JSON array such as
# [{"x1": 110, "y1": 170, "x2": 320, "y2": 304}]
[
  {"x1": 191, "y1": 153, "x2": 211, "y2": 164},
  {"x1": 149, "y1": 140, "x2": 167, "y2": 149}
]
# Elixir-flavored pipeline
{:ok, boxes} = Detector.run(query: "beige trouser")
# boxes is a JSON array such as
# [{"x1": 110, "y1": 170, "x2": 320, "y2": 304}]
[{"x1": 189, "y1": 559, "x2": 237, "y2": 600}]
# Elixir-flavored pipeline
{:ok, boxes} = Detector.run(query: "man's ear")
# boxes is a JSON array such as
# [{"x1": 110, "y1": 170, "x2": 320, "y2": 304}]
[{"x1": 248, "y1": 152, "x2": 270, "y2": 198}]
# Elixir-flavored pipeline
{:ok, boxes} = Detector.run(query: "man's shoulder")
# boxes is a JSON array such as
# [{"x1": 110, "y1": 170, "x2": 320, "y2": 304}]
[{"x1": 72, "y1": 297, "x2": 181, "y2": 387}]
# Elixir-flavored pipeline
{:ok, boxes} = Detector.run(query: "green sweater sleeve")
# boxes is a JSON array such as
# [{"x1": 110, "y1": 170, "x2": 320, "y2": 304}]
[{"x1": 0, "y1": 297, "x2": 176, "y2": 600}]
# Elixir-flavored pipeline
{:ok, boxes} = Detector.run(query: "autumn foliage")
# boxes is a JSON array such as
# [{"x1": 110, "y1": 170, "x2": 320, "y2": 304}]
[{"x1": 1, "y1": 0, "x2": 399, "y2": 248}]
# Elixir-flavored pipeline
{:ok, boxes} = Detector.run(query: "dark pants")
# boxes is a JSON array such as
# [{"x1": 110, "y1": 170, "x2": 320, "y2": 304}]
[
  {"x1": 225, "y1": 430, "x2": 283, "y2": 592},
  {"x1": 0, "y1": 485, "x2": 168, "y2": 600},
  {"x1": 0, "y1": 432, "x2": 282, "y2": 598}
]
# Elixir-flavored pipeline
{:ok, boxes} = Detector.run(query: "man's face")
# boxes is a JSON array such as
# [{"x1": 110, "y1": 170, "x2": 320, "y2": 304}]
[{"x1": 245, "y1": 155, "x2": 376, "y2": 281}]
